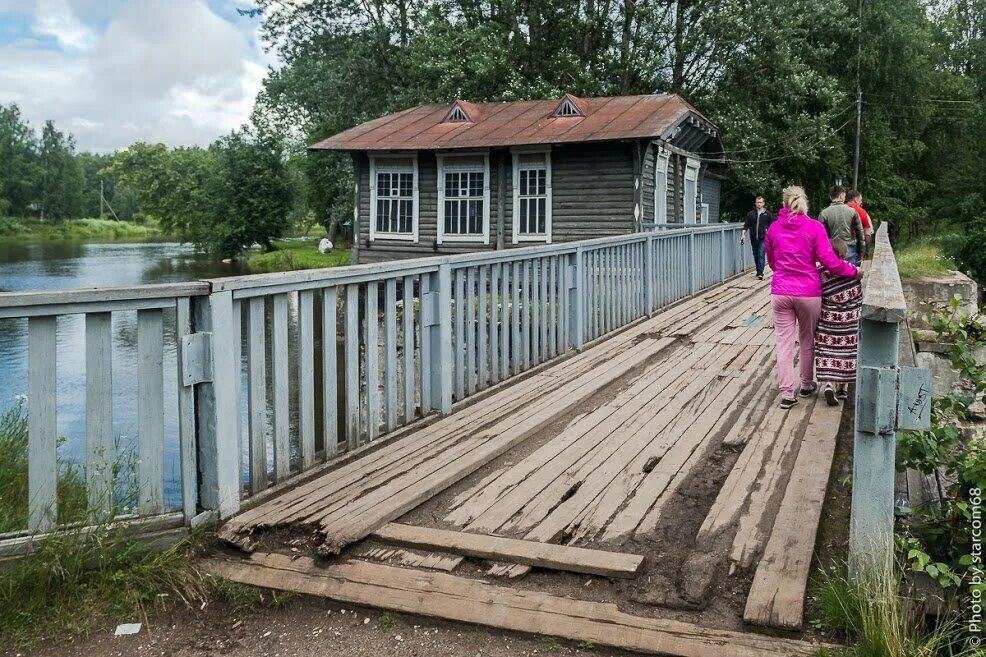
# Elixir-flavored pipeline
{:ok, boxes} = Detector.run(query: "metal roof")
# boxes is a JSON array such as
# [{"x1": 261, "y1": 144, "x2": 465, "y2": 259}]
[{"x1": 310, "y1": 94, "x2": 719, "y2": 152}]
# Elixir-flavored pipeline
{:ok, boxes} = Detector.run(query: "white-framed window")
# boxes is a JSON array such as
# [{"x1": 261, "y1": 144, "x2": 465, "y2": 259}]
[
  {"x1": 369, "y1": 156, "x2": 419, "y2": 242},
  {"x1": 654, "y1": 147, "x2": 669, "y2": 223},
  {"x1": 700, "y1": 203, "x2": 710, "y2": 224},
  {"x1": 684, "y1": 158, "x2": 699, "y2": 224},
  {"x1": 512, "y1": 150, "x2": 552, "y2": 243},
  {"x1": 437, "y1": 153, "x2": 490, "y2": 244}
]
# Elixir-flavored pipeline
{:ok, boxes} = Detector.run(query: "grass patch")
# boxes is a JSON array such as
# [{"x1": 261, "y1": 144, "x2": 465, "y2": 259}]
[
  {"x1": 0, "y1": 528, "x2": 210, "y2": 647},
  {"x1": 0, "y1": 217, "x2": 166, "y2": 242},
  {"x1": 246, "y1": 239, "x2": 351, "y2": 273},
  {"x1": 810, "y1": 568, "x2": 975, "y2": 656},
  {"x1": 896, "y1": 241, "x2": 958, "y2": 280},
  {"x1": 0, "y1": 402, "x2": 88, "y2": 533}
]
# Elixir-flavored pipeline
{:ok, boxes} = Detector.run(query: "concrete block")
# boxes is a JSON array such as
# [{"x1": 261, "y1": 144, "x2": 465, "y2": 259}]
[{"x1": 902, "y1": 273, "x2": 977, "y2": 330}]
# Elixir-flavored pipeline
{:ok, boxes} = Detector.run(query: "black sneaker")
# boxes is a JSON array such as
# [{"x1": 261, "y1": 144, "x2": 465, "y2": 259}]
[
  {"x1": 837, "y1": 388, "x2": 849, "y2": 401},
  {"x1": 757, "y1": 275, "x2": 764, "y2": 280},
  {"x1": 779, "y1": 397, "x2": 799, "y2": 409},
  {"x1": 799, "y1": 382, "x2": 818, "y2": 397},
  {"x1": 824, "y1": 385, "x2": 838, "y2": 406}
]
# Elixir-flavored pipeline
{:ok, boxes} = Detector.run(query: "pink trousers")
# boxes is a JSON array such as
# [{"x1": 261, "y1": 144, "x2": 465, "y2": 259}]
[{"x1": 771, "y1": 295, "x2": 822, "y2": 399}]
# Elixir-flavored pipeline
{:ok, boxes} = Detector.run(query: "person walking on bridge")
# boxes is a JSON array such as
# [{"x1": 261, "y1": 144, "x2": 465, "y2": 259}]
[
  {"x1": 819, "y1": 185, "x2": 865, "y2": 265},
  {"x1": 765, "y1": 186, "x2": 862, "y2": 410},
  {"x1": 741, "y1": 195, "x2": 774, "y2": 280}
]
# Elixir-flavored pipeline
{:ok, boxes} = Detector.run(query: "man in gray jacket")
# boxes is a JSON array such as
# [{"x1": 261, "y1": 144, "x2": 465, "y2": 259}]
[{"x1": 819, "y1": 185, "x2": 865, "y2": 265}]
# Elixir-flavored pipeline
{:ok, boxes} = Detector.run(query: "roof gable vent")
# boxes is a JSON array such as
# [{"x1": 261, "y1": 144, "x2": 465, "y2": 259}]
[
  {"x1": 444, "y1": 100, "x2": 474, "y2": 123},
  {"x1": 554, "y1": 94, "x2": 585, "y2": 118}
]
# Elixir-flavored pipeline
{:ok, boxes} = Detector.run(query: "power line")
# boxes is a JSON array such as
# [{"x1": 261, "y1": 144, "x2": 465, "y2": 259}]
[
  {"x1": 708, "y1": 117, "x2": 855, "y2": 164},
  {"x1": 700, "y1": 103, "x2": 855, "y2": 158},
  {"x1": 865, "y1": 94, "x2": 977, "y2": 104}
]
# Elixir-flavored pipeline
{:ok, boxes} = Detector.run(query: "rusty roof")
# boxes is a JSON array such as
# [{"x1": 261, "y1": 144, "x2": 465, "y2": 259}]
[{"x1": 311, "y1": 94, "x2": 718, "y2": 152}]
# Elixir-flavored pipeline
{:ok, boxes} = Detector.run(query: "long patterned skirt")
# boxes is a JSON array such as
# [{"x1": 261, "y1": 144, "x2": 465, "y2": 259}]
[{"x1": 814, "y1": 273, "x2": 863, "y2": 383}]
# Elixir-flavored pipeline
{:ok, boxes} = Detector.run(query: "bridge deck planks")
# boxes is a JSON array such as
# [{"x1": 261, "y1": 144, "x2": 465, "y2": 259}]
[{"x1": 204, "y1": 553, "x2": 825, "y2": 657}]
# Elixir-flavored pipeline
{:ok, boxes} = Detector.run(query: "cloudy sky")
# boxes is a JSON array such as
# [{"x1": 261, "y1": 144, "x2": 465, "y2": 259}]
[{"x1": 0, "y1": 0, "x2": 274, "y2": 152}]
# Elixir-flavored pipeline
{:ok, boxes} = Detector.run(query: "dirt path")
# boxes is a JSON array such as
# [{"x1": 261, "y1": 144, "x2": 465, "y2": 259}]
[{"x1": 11, "y1": 595, "x2": 629, "y2": 657}]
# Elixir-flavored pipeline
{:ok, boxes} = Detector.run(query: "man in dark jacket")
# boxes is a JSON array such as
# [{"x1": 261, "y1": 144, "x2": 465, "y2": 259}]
[{"x1": 741, "y1": 195, "x2": 774, "y2": 279}]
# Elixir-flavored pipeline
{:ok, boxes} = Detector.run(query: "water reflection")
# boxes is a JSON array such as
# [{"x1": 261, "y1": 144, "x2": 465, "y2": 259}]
[{"x1": 0, "y1": 242, "x2": 249, "y2": 509}]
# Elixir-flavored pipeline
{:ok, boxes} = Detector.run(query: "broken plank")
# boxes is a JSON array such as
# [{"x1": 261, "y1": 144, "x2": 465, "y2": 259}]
[
  {"x1": 743, "y1": 402, "x2": 842, "y2": 630},
  {"x1": 372, "y1": 523, "x2": 644, "y2": 578},
  {"x1": 204, "y1": 553, "x2": 824, "y2": 657}
]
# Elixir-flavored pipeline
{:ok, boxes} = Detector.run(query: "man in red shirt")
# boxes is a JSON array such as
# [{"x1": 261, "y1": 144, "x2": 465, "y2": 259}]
[{"x1": 846, "y1": 190, "x2": 872, "y2": 256}]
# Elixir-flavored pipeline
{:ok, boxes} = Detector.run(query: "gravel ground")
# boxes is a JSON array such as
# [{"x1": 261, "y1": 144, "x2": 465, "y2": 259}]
[{"x1": 9, "y1": 594, "x2": 632, "y2": 657}]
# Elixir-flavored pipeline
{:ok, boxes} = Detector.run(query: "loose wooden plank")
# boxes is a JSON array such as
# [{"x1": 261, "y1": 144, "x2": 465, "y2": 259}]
[
  {"x1": 204, "y1": 554, "x2": 823, "y2": 657},
  {"x1": 28, "y1": 315, "x2": 57, "y2": 532},
  {"x1": 744, "y1": 402, "x2": 842, "y2": 630},
  {"x1": 137, "y1": 308, "x2": 165, "y2": 515},
  {"x1": 85, "y1": 312, "x2": 114, "y2": 521},
  {"x1": 372, "y1": 523, "x2": 644, "y2": 577}
]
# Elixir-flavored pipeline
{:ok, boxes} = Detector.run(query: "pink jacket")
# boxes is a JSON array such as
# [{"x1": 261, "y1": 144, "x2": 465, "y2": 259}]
[{"x1": 765, "y1": 207, "x2": 859, "y2": 297}]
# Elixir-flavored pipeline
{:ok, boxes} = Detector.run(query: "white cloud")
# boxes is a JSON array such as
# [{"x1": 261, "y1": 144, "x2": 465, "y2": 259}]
[
  {"x1": 32, "y1": 0, "x2": 97, "y2": 51},
  {"x1": 0, "y1": 0, "x2": 271, "y2": 151}
]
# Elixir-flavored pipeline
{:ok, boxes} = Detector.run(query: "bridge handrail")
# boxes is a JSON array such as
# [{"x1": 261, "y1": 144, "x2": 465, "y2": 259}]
[{"x1": 0, "y1": 223, "x2": 752, "y2": 551}]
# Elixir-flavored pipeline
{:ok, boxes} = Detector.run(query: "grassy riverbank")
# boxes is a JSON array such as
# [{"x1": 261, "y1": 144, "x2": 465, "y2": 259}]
[
  {"x1": 896, "y1": 240, "x2": 958, "y2": 279},
  {"x1": 246, "y1": 239, "x2": 351, "y2": 273},
  {"x1": 0, "y1": 217, "x2": 166, "y2": 242}
]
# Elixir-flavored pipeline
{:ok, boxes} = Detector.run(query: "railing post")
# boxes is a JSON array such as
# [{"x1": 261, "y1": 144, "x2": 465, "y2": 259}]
[
  {"x1": 643, "y1": 236, "x2": 654, "y2": 313},
  {"x1": 850, "y1": 317, "x2": 899, "y2": 579},
  {"x1": 849, "y1": 225, "x2": 929, "y2": 580},
  {"x1": 569, "y1": 246, "x2": 585, "y2": 349},
  {"x1": 432, "y1": 263, "x2": 453, "y2": 415},
  {"x1": 200, "y1": 291, "x2": 241, "y2": 519},
  {"x1": 689, "y1": 230, "x2": 697, "y2": 294},
  {"x1": 719, "y1": 228, "x2": 726, "y2": 282}
]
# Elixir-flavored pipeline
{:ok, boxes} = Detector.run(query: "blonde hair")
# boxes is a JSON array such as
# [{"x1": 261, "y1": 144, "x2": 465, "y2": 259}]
[{"x1": 782, "y1": 185, "x2": 809, "y2": 215}]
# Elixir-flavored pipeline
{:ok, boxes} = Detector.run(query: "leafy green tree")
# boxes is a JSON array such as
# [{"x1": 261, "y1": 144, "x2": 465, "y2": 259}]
[
  {"x1": 37, "y1": 121, "x2": 84, "y2": 221},
  {"x1": 207, "y1": 130, "x2": 294, "y2": 255},
  {"x1": 0, "y1": 104, "x2": 39, "y2": 217},
  {"x1": 107, "y1": 132, "x2": 293, "y2": 257}
]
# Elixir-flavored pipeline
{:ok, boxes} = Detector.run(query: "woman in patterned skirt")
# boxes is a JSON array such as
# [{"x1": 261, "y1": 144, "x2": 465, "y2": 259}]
[{"x1": 815, "y1": 238, "x2": 863, "y2": 405}]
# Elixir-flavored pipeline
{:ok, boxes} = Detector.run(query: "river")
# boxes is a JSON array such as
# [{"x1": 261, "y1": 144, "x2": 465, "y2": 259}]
[{"x1": 0, "y1": 241, "x2": 251, "y2": 510}]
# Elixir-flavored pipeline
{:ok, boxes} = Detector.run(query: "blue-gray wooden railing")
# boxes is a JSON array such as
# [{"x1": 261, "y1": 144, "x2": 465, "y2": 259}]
[
  {"x1": 0, "y1": 222, "x2": 751, "y2": 550},
  {"x1": 849, "y1": 224, "x2": 930, "y2": 578}
]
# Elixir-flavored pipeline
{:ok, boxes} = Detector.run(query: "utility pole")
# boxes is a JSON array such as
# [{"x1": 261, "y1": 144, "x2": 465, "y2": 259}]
[
  {"x1": 100, "y1": 180, "x2": 105, "y2": 220},
  {"x1": 852, "y1": 0, "x2": 863, "y2": 190}
]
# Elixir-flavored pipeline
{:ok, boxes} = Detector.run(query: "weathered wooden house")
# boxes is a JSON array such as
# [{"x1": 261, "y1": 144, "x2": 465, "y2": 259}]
[{"x1": 311, "y1": 94, "x2": 726, "y2": 264}]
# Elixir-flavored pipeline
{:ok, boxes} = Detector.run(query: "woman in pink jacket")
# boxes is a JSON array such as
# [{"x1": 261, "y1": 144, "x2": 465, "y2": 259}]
[{"x1": 765, "y1": 186, "x2": 862, "y2": 409}]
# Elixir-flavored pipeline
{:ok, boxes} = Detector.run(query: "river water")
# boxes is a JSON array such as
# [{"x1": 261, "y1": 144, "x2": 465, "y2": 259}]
[{"x1": 0, "y1": 241, "x2": 250, "y2": 510}]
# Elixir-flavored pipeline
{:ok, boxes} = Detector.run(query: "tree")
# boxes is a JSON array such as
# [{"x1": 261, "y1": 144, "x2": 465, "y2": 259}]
[
  {"x1": 0, "y1": 104, "x2": 39, "y2": 217},
  {"x1": 107, "y1": 132, "x2": 294, "y2": 257},
  {"x1": 37, "y1": 121, "x2": 84, "y2": 221}
]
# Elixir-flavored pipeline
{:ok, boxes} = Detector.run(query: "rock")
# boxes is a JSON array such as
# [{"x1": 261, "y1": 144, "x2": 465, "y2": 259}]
[
  {"x1": 318, "y1": 238, "x2": 333, "y2": 254},
  {"x1": 901, "y1": 272, "x2": 978, "y2": 330},
  {"x1": 967, "y1": 400, "x2": 986, "y2": 421}
]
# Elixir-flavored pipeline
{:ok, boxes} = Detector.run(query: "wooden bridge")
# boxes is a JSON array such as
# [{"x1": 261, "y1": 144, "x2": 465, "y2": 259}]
[{"x1": 0, "y1": 223, "x2": 914, "y2": 656}]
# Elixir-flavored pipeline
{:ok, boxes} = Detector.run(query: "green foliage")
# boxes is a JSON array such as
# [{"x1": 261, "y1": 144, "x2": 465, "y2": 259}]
[
  {"x1": 37, "y1": 121, "x2": 85, "y2": 221},
  {"x1": 246, "y1": 239, "x2": 351, "y2": 273},
  {"x1": 810, "y1": 568, "x2": 975, "y2": 656},
  {"x1": 0, "y1": 529, "x2": 209, "y2": 647},
  {"x1": 108, "y1": 131, "x2": 296, "y2": 257},
  {"x1": 0, "y1": 402, "x2": 87, "y2": 533},
  {"x1": 897, "y1": 296, "x2": 986, "y2": 595},
  {"x1": 896, "y1": 241, "x2": 958, "y2": 279},
  {"x1": 0, "y1": 217, "x2": 163, "y2": 242},
  {"x1": 0, "y1": 103, "x2": 39, "y2": 216},
  {"x1": 380, "y1": 610, "x2": 397, "y2": 630}
]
